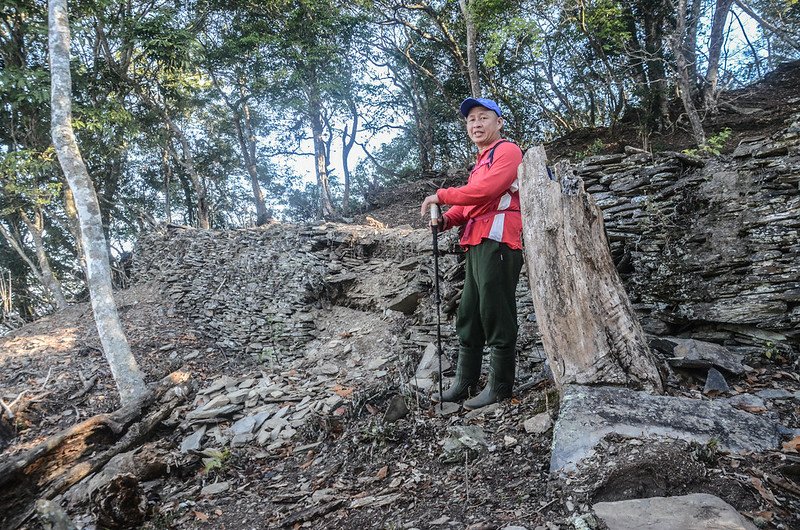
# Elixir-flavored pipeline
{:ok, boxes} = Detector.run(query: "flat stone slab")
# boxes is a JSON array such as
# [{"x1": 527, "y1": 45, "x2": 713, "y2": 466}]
[
  {"x1": 551, "y1": 385, "x2": 781, "y2": 472},
  {"x1": 593, "y1": 493, "x2": 757, "y2": 530},
  {"x1": 651, "y1": 337, "x2": 745, "y2": 375}
]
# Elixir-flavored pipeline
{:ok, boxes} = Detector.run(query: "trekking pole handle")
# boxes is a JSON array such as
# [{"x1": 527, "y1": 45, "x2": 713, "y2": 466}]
[{"x1": 429, "y1": 204, "x2": 440, "y2": 226}]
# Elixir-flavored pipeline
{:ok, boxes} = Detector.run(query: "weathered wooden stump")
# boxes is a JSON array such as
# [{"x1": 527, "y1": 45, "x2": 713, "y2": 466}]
[
  {"x1": 0, "y1": 371, "x2": 191, "y2": 529},
  {"x1": 518, "y1": 146, "x2": 663, "y2": 393}
]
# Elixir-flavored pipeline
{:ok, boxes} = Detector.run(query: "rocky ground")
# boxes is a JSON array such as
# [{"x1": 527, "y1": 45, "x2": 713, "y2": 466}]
[{"x1": 1, "y1": 249, "x2": 799, "y2": 530}]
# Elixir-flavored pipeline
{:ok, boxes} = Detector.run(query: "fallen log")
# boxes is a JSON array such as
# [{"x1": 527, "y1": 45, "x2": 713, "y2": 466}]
[
  {"x1": 518, "y1": 146, "x2": 663, "y2": 393},
  {"x1": 0, "y1": 370, "x2": 191, "y2": 529}
]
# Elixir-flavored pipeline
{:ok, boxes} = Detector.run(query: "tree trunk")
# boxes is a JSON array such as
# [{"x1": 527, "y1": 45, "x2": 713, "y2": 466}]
[
  {"x1": 0, "y1": 222, "x2": 50, "y2": 302},
  {"x1": 458, "y1": 0, "x2": 481, "y2": 97},
  {"x1": 48, "y1": 0, "x2": 147, "y2": 405},
  {"x1": 161, "y1": 147, "x2": 172, "y2": 224},
  {"x1": 166, "y1": 124, "x2": 210, "y2": 229},
  {"x1": 733, "y1": 0, "x2": 800, "y2": 53},
  {"x1": 308, "y1": 82, "x2": 335, "y2": 219},
  {"x1": 20, "y1": 209, "x2": 68, "y2": 309},
  {"x1": 518, "y1": 146, "x2": 663, "y2": 393},
  {"x1": 685, "y1": 0, "x2": 703, "y2": 86},
  {"x1": 61, "y1": 185, "x2": 85, "y2": 265},
  {"x1": 641, "y1": 8, "x2": 669, "y2": 128},
  {"x1": 671, "y1": 0, "x2": 706, "y2": 146},
  {"x1": 704, "y1": 0, "x2": 735, "y2": 109},
  {"x1": 341, "y1": 95, "x2": 358, "y2": 215},
  {"x1": 233, "y1": 99, "x2": 269, "y2": 226}
]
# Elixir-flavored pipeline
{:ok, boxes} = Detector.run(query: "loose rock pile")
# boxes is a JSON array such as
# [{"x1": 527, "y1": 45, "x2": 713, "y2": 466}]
[
  {"x1": 179, "y1": 373, "x2": 343, "y2": 452},
  {"x1": 132, "y1": 222, "x2": 542, "y2": 369}
]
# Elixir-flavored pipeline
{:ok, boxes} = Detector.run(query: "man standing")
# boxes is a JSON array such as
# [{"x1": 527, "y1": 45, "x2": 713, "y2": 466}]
[{"x1": 420, "y1": 97, "x2": 524, "y2": 410}]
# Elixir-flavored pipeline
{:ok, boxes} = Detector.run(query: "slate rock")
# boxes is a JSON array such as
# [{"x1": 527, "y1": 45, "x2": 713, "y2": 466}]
[
  {"x1": 756, "y1": 388, "x2": 794, "y2": 400},
  {"x1": 415, "y1": 343, "x2": 452, "y2": 379},
  {"x1": 312, "y1": 363, "x2": 340, "y2": 376},
  {"x1": 441, "y1": 425, "x2": 488, "y2": 463},
  {"x1": 593, "y1": 493, "x2": 757, "y2": 530},
  {"x1": 434, "y1": 401, "x2": 460, "y2": 416},
  {"x1": 200, "y1": 481, "x2": 230, "y2": 496},
  {"x1": 724, "y1": 393, "x2": 766, "y2": 411},
  {"x1": 523, "y1": 413, "x2": 553, "y2": 434},
  {"x1": 653, "y1": 338, "x2": 745, "y2": 375},
  {"x1": 386, "y1": 289, "x2": 424, "y2": 314},
  {"x1": 186, "y1": 404, "x2": 241, "y2": 421},
  {"x1": 465, "y1": 402, "x2": 500, "y2": 420},
  {"x1": 230, "y1": 410, "x2": 271, "y2": 436},
  {"x1": 551, "y1": 385, "x2": 781, "y2": 472},
  {"x1": 180, "y1": 426, "x2": 206, "y2": 453},
  {"x1": 383, "y1": 394, "x2": 409, "y2": 423},
  {"x1": 231, "y1": 433, "x2": 255, "y2": 446},
  {"x1": 703, "y1": 367, "x2": 730, "y2": 395}
]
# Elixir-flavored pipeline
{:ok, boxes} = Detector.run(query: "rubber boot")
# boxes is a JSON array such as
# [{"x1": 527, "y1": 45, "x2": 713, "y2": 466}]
[
  {"x1": 431, "y1": 348, "x2": 481, "y2": 403},
  {"x1": 463, "y1": 348, "x2": 515, "y2": 410}
]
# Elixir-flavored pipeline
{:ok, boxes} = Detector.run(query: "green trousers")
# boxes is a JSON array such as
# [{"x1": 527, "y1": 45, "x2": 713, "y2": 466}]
[{"x1": 456, "y1": 239, "x2": 524, "y2": 354}]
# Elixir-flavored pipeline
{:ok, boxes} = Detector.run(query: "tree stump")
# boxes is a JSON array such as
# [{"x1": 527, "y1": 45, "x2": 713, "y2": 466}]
[{"x1": 518, "y1": 146, "x2": 663, "y2": 393}]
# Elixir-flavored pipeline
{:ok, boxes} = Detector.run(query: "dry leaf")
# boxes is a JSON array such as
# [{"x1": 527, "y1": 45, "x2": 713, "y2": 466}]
[
  {"x1": 365, "y1": 403, "x2": 379, "y2": 415},
  {"x1": 782, "y1": 435, "x2": 800, "y2": 453},
  {"x1": 376, "y1": 466, "x2": 388, "y2": 480},
  {"x1": 214, "y1": 509, "x2": 223, "y2": 516},
  {"x1": 332, "y1": 385, "x2": 354, "y2": 398},
  {"x1": 193, "y1": 511, "x2": 209, "y2": 522},
  {"x1": 751, "y1": 477, "x2": 778, "y2": 505}
]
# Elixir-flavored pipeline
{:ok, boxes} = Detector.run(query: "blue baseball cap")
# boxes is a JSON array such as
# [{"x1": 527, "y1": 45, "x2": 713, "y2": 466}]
[{"x1": 460, "y1": 97, "x2": 502, "y2": 118}]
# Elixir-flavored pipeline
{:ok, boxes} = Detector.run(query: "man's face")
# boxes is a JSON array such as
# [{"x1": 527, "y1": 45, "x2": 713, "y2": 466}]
[{"x1": 466, "y1": 106, "x2": 503, "y2": 147}]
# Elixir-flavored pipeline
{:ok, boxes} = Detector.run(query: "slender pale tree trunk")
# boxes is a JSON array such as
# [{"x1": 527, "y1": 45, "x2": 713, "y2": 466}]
[
  {"x1": 704, "y1": 0, "x2": 735, "y2": 109},
  {"x1": 734, "y1": 0, "x2": 800, "y2": 53},
  {"x1": 0, "y1": 222, "x2": 51, "y2": 302},
  {"x1": 308, "y1": 81, "x2": 335, "y2": 218},
  {"x1": 164, "y1": 120, "x2": 210, "y2": 229},
  {"x1": 341, "y1": 94, "x2": 358, "y2": 215},
  {"x1": 161, "y1": 147, "x2": 172, "y2": 224},
  {"x1": 233, "y1": 98, "x2": 269, "y2": 226},
  {"x1": 518, "y1": 146, "x2": 663, "y2": 393},
  {"x1": 48, "y1": 0, "x2": 146, "y2": 405},
  {"x1": 458, "y1": 0, "x2": 481, "y2": 97},
  {"x1": 671, "y1": 0, "x2": 706, "y2": 146},
  {"x1": 20, "y1": 209, "x2": 68, "y2": 309}
]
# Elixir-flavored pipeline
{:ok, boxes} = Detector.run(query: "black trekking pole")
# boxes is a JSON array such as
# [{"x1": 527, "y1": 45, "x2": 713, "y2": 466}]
[{"x1": 430, "y1": 204, "x2": 444, "y2": 412}]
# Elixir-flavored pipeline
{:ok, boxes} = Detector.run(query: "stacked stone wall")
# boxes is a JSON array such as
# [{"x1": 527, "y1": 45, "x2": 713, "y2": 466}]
[
  {"x1": 580, "y1": 112, "x2": 799, "y2": 346},
  {"x1": 133, "y1": 112, "x2": 799, "y2": 355}
]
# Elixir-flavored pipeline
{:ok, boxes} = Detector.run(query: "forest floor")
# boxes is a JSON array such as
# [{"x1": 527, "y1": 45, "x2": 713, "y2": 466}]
[
  {"x1": 1, "y1": 282, "x2": 799, "y2": 530},
  {"x1": 2, "y1": 61, "x2": 800, "y2": 530}
]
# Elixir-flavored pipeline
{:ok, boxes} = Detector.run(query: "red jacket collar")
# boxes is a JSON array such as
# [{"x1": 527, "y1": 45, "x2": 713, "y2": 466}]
[{"x1": 477, "y1": 137, "x2": 506, "y2": 159}]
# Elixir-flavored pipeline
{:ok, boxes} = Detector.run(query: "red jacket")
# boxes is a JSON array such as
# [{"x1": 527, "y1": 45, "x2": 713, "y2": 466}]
[{"x1": 437, "y1": 139, "x2": 523, "y2": 249}]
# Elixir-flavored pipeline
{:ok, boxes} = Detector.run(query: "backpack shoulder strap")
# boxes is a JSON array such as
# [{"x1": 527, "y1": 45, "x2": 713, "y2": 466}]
[{"x1": 487, "y1": 140, "x2": 511, "y2": 168}]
